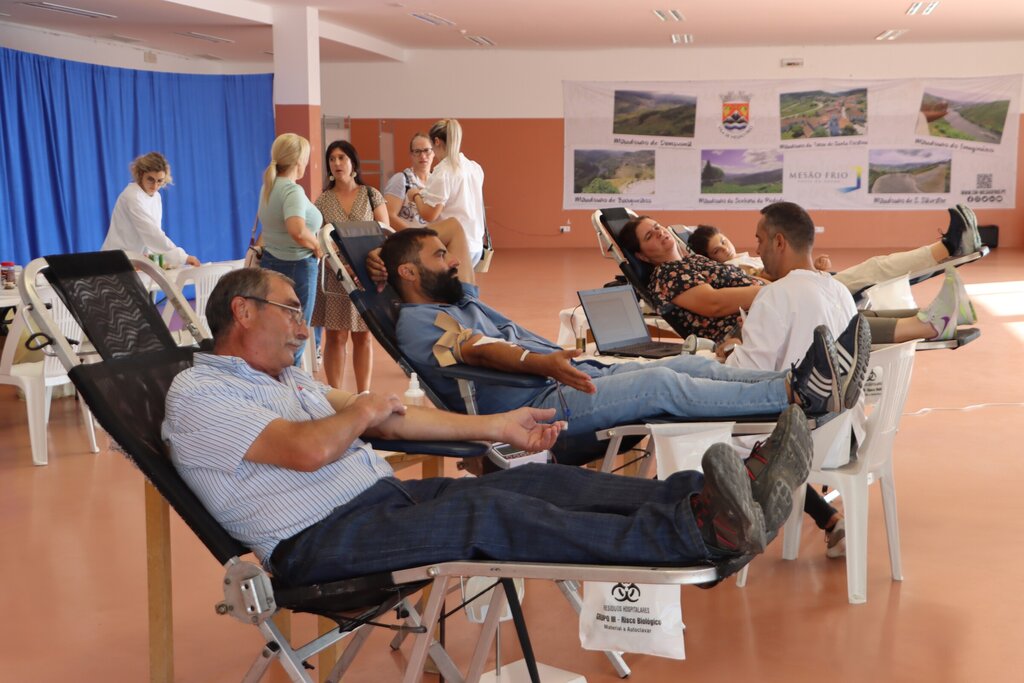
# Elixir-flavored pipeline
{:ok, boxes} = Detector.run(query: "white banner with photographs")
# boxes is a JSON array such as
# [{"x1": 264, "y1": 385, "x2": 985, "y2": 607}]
[{"x1": 563, "y1": 75, "x2": 1020, "y2": 210}]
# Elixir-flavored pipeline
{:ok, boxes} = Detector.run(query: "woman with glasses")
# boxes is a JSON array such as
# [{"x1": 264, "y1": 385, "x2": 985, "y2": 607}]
[
  {"x1": 382, "y1": 132, "x2": 477, "y2": 283},
  {"x1": 403, "y1": 119, "x2": 485, "y2": 282},
  {"x1": 383, "y1": 133, "x2": 433, "y2": 229},
  {"x1": 257, "y1": 133, "x2": 323, "y2": 366},
  {"x1": 311, "y1": 140, "x2": 388, "y2": 391},
  {"x1": 102, "y1": 152, "x2": 200, "y2": 268}
]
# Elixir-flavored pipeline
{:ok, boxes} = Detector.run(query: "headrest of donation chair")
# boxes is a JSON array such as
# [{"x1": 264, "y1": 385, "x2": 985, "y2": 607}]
[
  {"x1": 596, "y1": 208, "x2": 662, "y2": 312},
  {"x1": 43, "y1": 251, "x2": 178, "y2": 359},
  {"x1": 326, "y1": 222, "x2": 405, "y2": 365}
]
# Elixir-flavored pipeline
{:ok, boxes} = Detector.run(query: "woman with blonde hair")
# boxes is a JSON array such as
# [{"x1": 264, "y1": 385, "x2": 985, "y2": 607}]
[
  {"x1": 404, "y1": 119, "x2": 486, "y2": 274},
  {"x1": 102, "y1": 151, "x2": 200, "y2": 267},
  {"x1": 257, "y1": 133, "x2": 323, "y2": 365},
  {"x1": 311, "y1": 139, "x2": 388, "y2": 390}
]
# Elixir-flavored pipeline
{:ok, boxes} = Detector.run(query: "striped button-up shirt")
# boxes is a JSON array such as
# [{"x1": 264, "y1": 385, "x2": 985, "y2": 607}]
[{"x1": 162, "y1": 353, "x2": 394, "y2": 563}]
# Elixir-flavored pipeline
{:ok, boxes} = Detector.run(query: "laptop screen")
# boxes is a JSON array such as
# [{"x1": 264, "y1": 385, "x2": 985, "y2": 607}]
[{"x1": 578, "y1": 285, "x2": 651, "y2": 350}]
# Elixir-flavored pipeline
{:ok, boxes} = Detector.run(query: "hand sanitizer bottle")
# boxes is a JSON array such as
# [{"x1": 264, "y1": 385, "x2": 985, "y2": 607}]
[{"x1": 404, "y1": 373, "x2": 426, "y2": 407}]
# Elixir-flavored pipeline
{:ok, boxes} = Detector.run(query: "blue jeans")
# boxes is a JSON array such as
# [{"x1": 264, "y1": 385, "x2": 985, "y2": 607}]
[
  {"x1": 529, "y1": 355, "x2": 789, "y2": 463},
  {"x1": 269, "y1": 463, "x2": 708, "y2": 585},
  {"x1": 260, "y1": 251, "x2": 317, "y2": 365}
]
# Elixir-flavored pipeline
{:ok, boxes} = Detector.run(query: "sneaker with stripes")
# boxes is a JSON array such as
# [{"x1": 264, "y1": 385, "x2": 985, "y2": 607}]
[
  {"x1": 789, "y1": 325, "x2": 842, "y2": 415},
  {"x1": 834, "y1": 314, "x2": 871, "y2": 409}
]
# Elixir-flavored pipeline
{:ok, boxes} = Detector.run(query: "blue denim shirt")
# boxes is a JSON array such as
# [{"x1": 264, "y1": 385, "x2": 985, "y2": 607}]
[{"x1": 396, "y1": 283, "x2": 561, "y2": 414}]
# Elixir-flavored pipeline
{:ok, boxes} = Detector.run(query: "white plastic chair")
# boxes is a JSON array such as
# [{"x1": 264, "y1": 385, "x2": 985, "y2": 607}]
[
  {"x1": 858, "y1": 274, "x2": 917, "y2": 311},
  {"x1": 778, "y1": 340, "x2": 917, "y2": 603},
  {"x1": 0, "y1": 289, "x2": 98, "y2": 465},
  {"x1": 160, "y1": 262, "x2": 239, "y2": 337}
]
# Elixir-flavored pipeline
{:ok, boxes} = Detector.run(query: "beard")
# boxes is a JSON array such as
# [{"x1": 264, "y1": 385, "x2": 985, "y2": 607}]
[{"x1": 421, "y1": 266, "x2": 463, "y2": 305}]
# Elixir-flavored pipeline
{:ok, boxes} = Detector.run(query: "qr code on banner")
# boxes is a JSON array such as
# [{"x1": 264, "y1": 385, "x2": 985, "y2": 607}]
[{"x1": 977, "y1": 173, "x2": 993, "y2": 190}]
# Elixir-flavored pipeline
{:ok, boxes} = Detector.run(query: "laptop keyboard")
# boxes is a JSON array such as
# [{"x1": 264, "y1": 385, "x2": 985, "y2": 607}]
[{"x1": 611, "y1": 342, "x2": 681, "y2": 357}]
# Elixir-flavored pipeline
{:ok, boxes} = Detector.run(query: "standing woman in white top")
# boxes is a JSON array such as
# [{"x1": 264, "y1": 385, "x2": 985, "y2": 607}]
[
  {"x1": 406, "y1": 119, "x2": 485, "y2": 279},
  {"x1": 102, "y1": 152, "x2": 200, "y2": 267}
]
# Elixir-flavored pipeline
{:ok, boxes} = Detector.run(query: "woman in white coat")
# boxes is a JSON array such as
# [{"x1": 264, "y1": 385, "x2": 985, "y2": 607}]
[{"x1": 102, "y1": 152, "x2": 199, "y2": 267}]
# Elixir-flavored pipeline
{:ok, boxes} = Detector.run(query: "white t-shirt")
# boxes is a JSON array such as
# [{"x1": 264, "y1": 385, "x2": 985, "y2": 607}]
[
  {"x1": 726, "y1": 268, "x2": 856, "y2": 372},
  {"x1": 726, "y1": 268, "x2": 864, "y2": 460},
  {"x1": 420, "y1": 153, "x2": 485, "y2": 264},
  {"x1": 102, "y1": 183, "x2": 188, "y2": 266}
]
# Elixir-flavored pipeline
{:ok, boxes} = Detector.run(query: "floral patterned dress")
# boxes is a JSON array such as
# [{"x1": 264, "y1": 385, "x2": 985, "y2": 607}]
[
  {"x1": 648, "y1": 254, "x2": 764, "y2": 343},
  {"x1": 311, "y1": 185, "x2": 384, "y2": 331}
]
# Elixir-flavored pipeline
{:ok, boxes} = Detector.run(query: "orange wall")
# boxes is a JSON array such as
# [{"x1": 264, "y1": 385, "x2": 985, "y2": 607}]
[{"x1": 347, "y1": 117, "x2": 1024, "y2": 252}]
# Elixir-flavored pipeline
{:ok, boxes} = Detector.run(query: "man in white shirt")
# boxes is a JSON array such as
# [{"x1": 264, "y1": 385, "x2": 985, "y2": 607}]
[
  {"x1": 723, "y1": 201, "x2": 872, "y2": 559},
  {"x1": 724, "y1": 202, "x2": 861, "y2": 375}
]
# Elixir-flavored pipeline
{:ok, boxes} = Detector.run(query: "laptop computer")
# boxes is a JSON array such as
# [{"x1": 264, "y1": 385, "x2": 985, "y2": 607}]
[{"x1": 577, "y1": 285, "x2": 682, "y2": 359}]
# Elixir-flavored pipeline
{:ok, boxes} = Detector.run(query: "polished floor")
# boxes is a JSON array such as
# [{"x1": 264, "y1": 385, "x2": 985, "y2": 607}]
[{"x1": 2, "y1": 245, "x2": 1023, "y2": 682}]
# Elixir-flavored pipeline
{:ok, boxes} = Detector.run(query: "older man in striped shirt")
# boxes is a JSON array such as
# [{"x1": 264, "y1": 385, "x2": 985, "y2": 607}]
[{"x1": 163, "y1": 267, "x2": 810, "y2": 587}]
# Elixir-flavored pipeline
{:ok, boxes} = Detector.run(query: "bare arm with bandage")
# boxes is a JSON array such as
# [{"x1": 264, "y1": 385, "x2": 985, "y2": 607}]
[{"x1": 429, "y1": 311, "x2": 596, "y2": 394}]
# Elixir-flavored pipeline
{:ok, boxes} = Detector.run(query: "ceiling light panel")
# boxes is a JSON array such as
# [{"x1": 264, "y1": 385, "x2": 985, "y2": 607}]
[
  {"x1": 21, "y1": 2, "x2": 116, "y2": 19},
  {"x1": 875, "y1": 29, "x2": 909, "y2": 41},
  {"x1": 465, "y1": 34, "x2": 495, "y2": 46},
  {"x1": 653, "y1": 9, "x2": 685, "y2": 21},
  {"x1": 410, "y1": 12, "x2": 455, "y2": 27},
  {"x1": 922, "y1": 1, "x2": 939, "y2": 15},
  {"x1": 671, "y1": 33, "x2": 693, "y2": 44},
  {"x1": 174, "y1": 31, "x2": 234, "y2": 44},
  {"x1": 906, "y1": 2, "x2": 922, "y2": 15}
]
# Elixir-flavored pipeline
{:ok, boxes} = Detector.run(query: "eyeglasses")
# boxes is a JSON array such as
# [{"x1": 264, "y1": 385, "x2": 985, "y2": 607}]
[
  {"x1": 243, "y1": 296, "x2": 306, "y2": 325},
  {"x1": 411, "y1": 148, "x2": 433, "y2": 156}
]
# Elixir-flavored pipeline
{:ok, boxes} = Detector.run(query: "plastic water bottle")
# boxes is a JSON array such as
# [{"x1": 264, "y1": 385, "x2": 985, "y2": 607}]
[{"x1": 404, "y1": 373, "x2": 426, "y2": 407}]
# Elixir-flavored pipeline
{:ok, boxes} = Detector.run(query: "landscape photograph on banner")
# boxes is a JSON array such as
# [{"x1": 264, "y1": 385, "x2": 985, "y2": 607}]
[
  {"x1": 779, "y1": 88, "x2": 868, "y2": 139},
  {"x1": 700, "y1": 149, "x2": 783, "y2": 194},
  {"x1": 917, "y1": 87, "x2": 1010, "y2": 144},
  {"x1": 573, "y1": 149, "x2": 656, "y2": 195},
  {"x1": 868, "y1": 149, "x2": 952, "y2": 194},
  {"x1": 612, "y1": 90, "x2": 697, "y2": 138}
]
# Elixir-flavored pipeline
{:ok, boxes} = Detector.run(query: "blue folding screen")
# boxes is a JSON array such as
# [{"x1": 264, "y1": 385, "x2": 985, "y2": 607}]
[{"x1": 0, "y1": 47, "x2": 274, "y2": 265}]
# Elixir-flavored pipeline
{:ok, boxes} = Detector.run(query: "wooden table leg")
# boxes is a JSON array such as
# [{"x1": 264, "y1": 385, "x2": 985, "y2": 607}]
[{"x1": 145, "y1": 481, "x2": 174, "y2": 683}]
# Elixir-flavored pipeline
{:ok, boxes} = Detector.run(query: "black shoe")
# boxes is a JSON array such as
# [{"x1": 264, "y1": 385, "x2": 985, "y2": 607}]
[
  {"x1": 743, "y1": 405, "x2": 813, "y2": 532},
  {"x1": 942, "y1": 207, "x2": 968, "y2": 258},
  {"x1": 692, "y1": 443, "x2": 766, "y2": 556},
  {"x1": 943, "y1": 205, "x2": 981, "y2": 258},
  {"x1": 954, "y1": 204, "x2": 983, "y2": 254},
  {"x1": 790, "y1": 325, "x2": 841, "y2": 414},
  {"x1": 835, "y1": 314, "x2": 871, "y2": 409}
]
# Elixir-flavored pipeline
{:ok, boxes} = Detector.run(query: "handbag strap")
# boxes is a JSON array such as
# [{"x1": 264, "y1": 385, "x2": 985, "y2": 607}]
[{"x1": 249, "y1": 214, "x2": 261, "y2": 241}]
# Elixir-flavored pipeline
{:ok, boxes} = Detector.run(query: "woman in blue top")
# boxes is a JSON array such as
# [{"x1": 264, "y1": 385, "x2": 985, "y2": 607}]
[{"x1": 257, "y1": 133, "x2": 323, "y2": 365}]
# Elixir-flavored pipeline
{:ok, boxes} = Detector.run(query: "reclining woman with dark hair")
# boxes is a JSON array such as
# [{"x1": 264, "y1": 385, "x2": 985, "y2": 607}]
[
  {"x1": 619, "y1": 212, "x2": 978, "y2": 345},
  {"x1": 686, "y1": 204, "x2": 982, "y2": 294}
]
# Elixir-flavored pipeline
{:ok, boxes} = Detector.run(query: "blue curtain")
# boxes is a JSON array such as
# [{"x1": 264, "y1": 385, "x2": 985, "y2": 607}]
[{"x1": 0, "y1": 47, "x2": 274, "y2": 265}]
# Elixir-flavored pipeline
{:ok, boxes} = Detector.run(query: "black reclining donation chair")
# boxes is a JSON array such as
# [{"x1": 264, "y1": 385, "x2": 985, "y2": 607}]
[
  {"x1": 591, "y1": 207, "x2": 982, "y2": 351},
  {"x1": 20, "y1": 249, "x2": 724, "y2": 682}
]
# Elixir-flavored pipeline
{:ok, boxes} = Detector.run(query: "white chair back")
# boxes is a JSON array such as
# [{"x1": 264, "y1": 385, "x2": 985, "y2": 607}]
[
  {"x1": 42, "y1": 289, "x2": 87, "y2": 379},
  {"x1": 172, "y1": 262, "x2": 238, "y2": 336},
  {"x1": 859, "y1": 274, "x2": 917, "y2": 311},
  {"x1": 860, "y1": 340, "x2": 917, "y2": 471}
]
